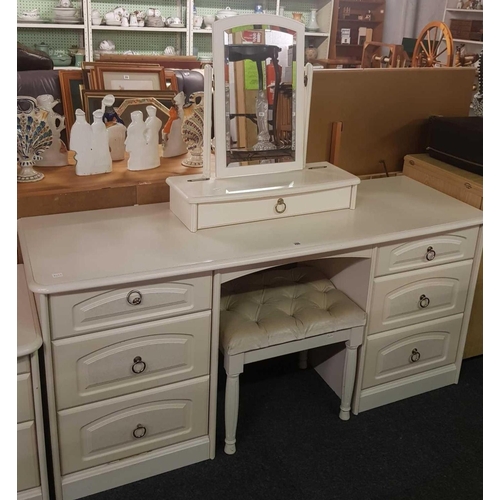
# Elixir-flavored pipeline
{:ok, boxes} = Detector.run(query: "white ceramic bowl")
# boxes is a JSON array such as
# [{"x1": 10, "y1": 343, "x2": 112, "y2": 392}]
[
  {"x1": 91, "y1": 17, "x2": 103, "y2": 25},
  {"x1": 53, "y1": 7, "x2": 78, "y2": 18},
  {"x1": 216, "y1": 7, "x2": 238, "y2": 19}
]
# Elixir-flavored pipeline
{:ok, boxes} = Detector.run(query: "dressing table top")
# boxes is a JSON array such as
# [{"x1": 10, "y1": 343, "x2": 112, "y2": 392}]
[{"x1": 18, "y1": 176, "x2": 483, "y2": 295}]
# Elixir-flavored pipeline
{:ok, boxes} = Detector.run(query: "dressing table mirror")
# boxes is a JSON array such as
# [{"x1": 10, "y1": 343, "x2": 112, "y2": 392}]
[{"x1": 167, "y1": 15, "x2": 360, "y2": 232}]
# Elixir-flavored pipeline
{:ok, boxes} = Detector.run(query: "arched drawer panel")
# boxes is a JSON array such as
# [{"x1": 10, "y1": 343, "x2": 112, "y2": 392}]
[
  {"x1": 58, "y1": 377, "x2": 209, "y2": 475},
  {"x1": 50, "y1": 274, "x2": 212, "y2": 339},
  {"x1": 368, "y1": 260, "x2": 472, "y2": 334},
  {"x1": 363, "y1": 315, "x2": 463, "y2": 389},
  {"x1": 375, "y1": 227, "x2": 479, "y2": 276},
  {"x1": 52, "y1": 312, "x2": 211, "y2": 410}
]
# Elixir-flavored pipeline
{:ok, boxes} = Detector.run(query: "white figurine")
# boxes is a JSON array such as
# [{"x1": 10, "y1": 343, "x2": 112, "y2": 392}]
[
  {"x1": 162, "y1": 92, "x2": 188, "y2": 158},
  {"x1": 35, "y1": 94, "x2": 68, "y2": 167},
  {"x1": 70, "y1": 109, "x2": 93, "y2": 175},
  {"x1": 145, "y1": 105, "x2": 162, "y2": 169},
  {"x1": 90, "y1": 110, "x2": 112, "y2": 174},
  {"x1": 125, "y1": 110, "x2": 148, "y2": 171},
  {"x1": 101, "y1": 94, "x2": 126, "y2": 161}
]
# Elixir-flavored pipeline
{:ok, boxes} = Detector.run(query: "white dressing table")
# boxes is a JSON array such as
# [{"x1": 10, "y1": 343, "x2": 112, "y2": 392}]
[{"x1": 18, "y1": 176, "x2": 483, "y2": 499}]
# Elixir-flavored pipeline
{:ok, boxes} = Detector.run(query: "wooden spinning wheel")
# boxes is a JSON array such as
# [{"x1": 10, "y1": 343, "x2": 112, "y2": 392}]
[{"x1": 412, "y1": 21, "x2": 454, "y2": 68}]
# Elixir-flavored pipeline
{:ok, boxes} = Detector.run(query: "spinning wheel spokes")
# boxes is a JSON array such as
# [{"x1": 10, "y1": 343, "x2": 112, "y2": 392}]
[{"x1": 412, "y1": 21, "x2": 454, "y2": 68}]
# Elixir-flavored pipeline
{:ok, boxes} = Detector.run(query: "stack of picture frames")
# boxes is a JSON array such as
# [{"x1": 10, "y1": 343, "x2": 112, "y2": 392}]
[{"x1": 58, "y1": 62, "x2": 178, "y2": 141}]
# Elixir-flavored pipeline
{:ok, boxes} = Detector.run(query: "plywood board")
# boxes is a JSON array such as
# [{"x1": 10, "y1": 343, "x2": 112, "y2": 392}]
[{"x1": 307, "y1": 67, "x2": 476, "y2": 176}]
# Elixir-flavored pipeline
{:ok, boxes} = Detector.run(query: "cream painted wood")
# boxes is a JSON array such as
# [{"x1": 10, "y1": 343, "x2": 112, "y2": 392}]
[
  {"x1": 18, "y1": 372, "x2": 35, "y2": 423},
  {"x1": 18, "y1": 356, "x2": 31, "y2": 375},
  {"x1": 18, "y1": 488, "x2": 43, "y2": 500},
  {"x1": 358, "y1": 364, "x2": 458, "y2": 413},
  {"x1": 375, "y1": 227, "x2": 479, "y2": 277},
  {"x1": 339, "y1": 342, "x2": 359, "y2": 421},
  {"x1": 58, "y1": 377, "x2": 209, "y2": 475},
  {"x1": 197, "y1": 187, "x2": 353, "y2": 230},
  {"x1": 61, "y1": 436, "x2": 210, "y2": 500},
  {"x1": 368, "y1": 260, "x2": 473, "y2": 335},
  {"x1": 17, "y1": 421, "x2": 40, "y2": 492},
  {"x1": 52, "y1": 311, "x2": 211, "y2": 410},
  {"x1": 50, "y1": 274, "x2": 211, "y2": 339},
  {"x1": 362, "y1": 315, "x2": 463, "y2": 389},
  {"x1": 18, "y1": 265, "x2": 43, "y2": 357}
]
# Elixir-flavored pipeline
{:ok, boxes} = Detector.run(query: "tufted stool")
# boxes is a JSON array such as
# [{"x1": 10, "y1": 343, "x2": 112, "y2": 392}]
[{"x1": 220, "y1": 265, "x2": 367, "y2": 454}]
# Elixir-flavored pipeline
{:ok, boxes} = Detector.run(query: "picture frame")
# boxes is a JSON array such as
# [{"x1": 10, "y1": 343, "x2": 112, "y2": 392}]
[
  {"x1": 95, "y1": 66, "x2": 167, "y2": 91},
  {"x1": 58, "y1": 69, "x2": 85, "y2": 141},
  {"x1": 81, "y1": 62, "x2": 163, "y2": 90},
  {"x1": 82, "y1": 90, "x2": 177, "y2": 143}
]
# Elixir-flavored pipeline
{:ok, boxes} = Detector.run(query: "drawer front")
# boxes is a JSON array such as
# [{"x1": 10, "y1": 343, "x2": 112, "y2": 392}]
[
  {"x1": 375, "y1": 227, "x2": 479, "y2": 276},
  {"x1": 17, "y1": 372, "x2": 34, "y2": 423},
  {"x1": 18, "y1": 356, "x2": 30, "y2": 375},
  {"x1": 362, "y1": 315, "x2": 463, "y2": 389},
  {"x1": 58, "y1": 377, "x2": 209, "y2": 475},
  {"x1": 197, "y1": 187, "x2": 353, "y2": 229},
  {"x1": 17, "y1": 421, "x2": 40, "y2": 492},
  {"x1": 50, "y1": 274, "x2": 212, "y2": 339},
  {"x1": 52, "y1": 311, "x2": 211, "y2": 410},
  {"x1": 368, "y1": 260, "x2": 473, "y2": 334}
]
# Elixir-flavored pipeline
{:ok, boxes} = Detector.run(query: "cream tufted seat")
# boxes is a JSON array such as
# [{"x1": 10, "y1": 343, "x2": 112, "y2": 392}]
[{"x1": 220, "y1": 265, "x2": 367, "y2": 455}]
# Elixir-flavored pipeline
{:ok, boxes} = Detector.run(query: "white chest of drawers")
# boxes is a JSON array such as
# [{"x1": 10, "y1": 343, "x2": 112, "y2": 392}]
[{"x1": 18, "y1": 177, "x2": 483, "y2": 499}]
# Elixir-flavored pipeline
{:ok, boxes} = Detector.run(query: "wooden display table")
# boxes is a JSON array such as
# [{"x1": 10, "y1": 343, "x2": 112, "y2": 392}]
[
  {"x1": 17, "y1": 151, "x2": 196, "y2": 219},
  {"x1": 403, "y1": 153, "x2": 483, "y2": 359}
]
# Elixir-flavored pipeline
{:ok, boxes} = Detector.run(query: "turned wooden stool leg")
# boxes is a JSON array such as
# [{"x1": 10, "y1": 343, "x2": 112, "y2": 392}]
[
  {"x1": 224, "y1": 373, "x2": 240, "y2": 454},
  {"x1": 298, "y1": 350, "x2": 308, "y2": 369},
  {"x1": 339, "y1": 340, "x2": 359, "y2": 421}
]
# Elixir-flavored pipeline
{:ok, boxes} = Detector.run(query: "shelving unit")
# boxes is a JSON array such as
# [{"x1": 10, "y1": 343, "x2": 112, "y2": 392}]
[
  {"x1": 17, "y1": 0, "x2": 338, "y2": 64},
  {"x1": 328, "y1": 0, "x2": 385, "y2": 66},
  {"x1": 442, "y1": 0, "x2": 483, "y2": 54}
]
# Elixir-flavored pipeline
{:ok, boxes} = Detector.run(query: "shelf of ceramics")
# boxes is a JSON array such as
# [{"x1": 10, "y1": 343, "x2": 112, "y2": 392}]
[
  {"x1": 17, "y1": 22, "x2": 85, "y2": 29},
  {"x1": 305, "y1": 32, "x2": 329, "y2": 37},
  {"x1": 446, "y1": 8, "x2": 483, "y2": 12},
  {"x1": 91, "y1": 25, "x2": 187, "y2": 32}
]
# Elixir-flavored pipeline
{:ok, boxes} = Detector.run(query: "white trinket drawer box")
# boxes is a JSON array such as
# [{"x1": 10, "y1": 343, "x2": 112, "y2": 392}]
[{"x1": 167, "y1": 162, "x2": 360, "y2": 232}]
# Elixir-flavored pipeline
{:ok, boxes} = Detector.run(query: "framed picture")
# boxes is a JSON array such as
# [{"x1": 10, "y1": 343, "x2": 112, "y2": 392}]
[
  {"x1": 82, "y1": 90, "x2": 177, "y2": 143},
  {"x1": 58, "y1": 70, "x2": 85, "y2": 140},
  {"x1": 95, "y1": 66, "x2": 167, "y2": 91},
  {"x1": 81, "y1": 62, "x2": 163, "y2": 90}
]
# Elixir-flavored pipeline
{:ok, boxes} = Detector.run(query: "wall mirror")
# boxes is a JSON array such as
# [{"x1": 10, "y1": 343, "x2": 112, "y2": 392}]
[{"x1": 213, "y1": 15, "x2": 306, "y2": 178}]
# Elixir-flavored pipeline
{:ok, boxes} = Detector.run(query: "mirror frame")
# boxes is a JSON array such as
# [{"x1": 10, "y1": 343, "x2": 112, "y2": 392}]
[{"x1": 212, "y1": 14, "x2": 306, "y2": 178}]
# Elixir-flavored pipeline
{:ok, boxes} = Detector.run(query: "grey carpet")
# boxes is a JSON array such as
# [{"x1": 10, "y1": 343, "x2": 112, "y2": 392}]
[{"x1": 84, "y1": 354, "x2": 482, "y2": 500}]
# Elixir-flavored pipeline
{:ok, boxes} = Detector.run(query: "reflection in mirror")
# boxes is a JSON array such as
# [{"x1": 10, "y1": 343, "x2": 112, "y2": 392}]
[{"x1": 224, "y1": 25, "x2": 296, "y2": 169}]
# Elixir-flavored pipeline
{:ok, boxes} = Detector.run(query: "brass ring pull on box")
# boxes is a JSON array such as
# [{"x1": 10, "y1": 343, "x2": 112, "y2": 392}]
[
  {"x1": 410, "y1": 348, "x2": 421, "y2": 363},
  {"x1": 275, "y1": 198, "x2": 286, "y2": 214},
  {"x1": 132, "y1": 356, "x2": 147, "y2": 374},
  {"x1": 419, "y1": 294, "x2": 430, "y2": 309},
  {"x1": 127, "y1": 290, "x2": 142, "y2": 305},
  {"x1": 133, "y1": 424, "x2": 147, "y2": 439}
]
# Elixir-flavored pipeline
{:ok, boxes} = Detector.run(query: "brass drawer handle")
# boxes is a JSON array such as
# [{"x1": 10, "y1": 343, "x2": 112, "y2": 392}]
[
  {"x1": 133, "y1": 424, "x2": 147, "y2": 439},
  {"x1": 409, "y1": 348, "x2": 421, "y2": 363},
  {"x1": 127, "y1": 290, "x2": 142, "y2": 306},
  {"x1": 425, "y1": 246, "x2": 436, "y2": 261},
  {"x1": 275, "y1": 198, "x2": 286, "y2": 214},
  {"x1": 132, "y1": 356, "x2": 147, "y2": 374},
  {"x1": 419, "y1": 294, "x2": 430, "y2": 309}
]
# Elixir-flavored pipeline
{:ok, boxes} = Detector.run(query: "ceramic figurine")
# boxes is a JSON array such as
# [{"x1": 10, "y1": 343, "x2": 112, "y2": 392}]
[
  {"x1": 100, "y1": 94, "x2": 126, "y2": 161},
  {"x1": 70, "y1": 109, "x2": 92, "y2": 175},
  {"x1": 35, "y1": 94, "x2": 68, "y2": 167},
  {"x1": 17, "y1": 97, "x2": 52, "y2": 183},
  {"x1": 125, "y1": 110, "x2": 148, "y2": 171},
  {"x1": 457, "y1": 0, "x2": 464, "y2": 8},
  {"x1": 162, "y1": 92, "x2": 188, "y2": 158},
  {"x1": 181, "y1": 92, "x2": 205, "y2": 167},
  {"x1": 145, "y1": 105, "x2": 162, "y2": 169},
  {"x1": 58, "y1": 0, "x2": 73, "y2": 7},
  {"x1": 90, "y1": 110, "x2": 112, "y2": 173}
]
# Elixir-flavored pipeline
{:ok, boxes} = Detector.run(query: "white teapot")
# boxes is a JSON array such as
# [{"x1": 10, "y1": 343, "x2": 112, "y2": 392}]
[{"x1": 99, "y1": 40, "x2": 116, "y2": 52}]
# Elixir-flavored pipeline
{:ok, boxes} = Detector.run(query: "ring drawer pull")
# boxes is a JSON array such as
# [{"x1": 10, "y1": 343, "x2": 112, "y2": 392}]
[
  {"x1": 275, "y1": 198, "x2": 287, "y2": 214},
  {"x1": 419, "y1": 294, "x2": 430, "y2": 309},
  {"x1": 132, "y1": 356, "x2": 147, "y2": 374},
  {"x1": 410, "y1": 348, "x2": 421, "y2": 363},
  {"x1": 126, "y1": 290, "x2": 142, "y2": 306},
  {"x1": 425, "y1": 246, "x2": 436, "y2": 261},
  {"x1": 133, "y1": 424, "x2": 147, "y2": 439}
]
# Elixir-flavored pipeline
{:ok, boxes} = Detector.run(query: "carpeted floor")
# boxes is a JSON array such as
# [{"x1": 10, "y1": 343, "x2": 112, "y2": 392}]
[{"x1": 84, "y1": 354, "x2": 482, "y2": 500}]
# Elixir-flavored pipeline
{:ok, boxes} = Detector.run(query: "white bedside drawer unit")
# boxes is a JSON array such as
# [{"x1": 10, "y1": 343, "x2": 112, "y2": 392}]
[
  {"x1": 196, "y1": 188, "x2": 353, "y2": 230},
  {"x1": 375, "y1": 227, "x2": 479, "y2": 277},
  {"x1": 52, "y1": 311, "x2": 211, "y2": 410},
  {"x1": 17, "y1": 421, "x2": 40, "y2": 492},
  {"x1": 50, "y1": 274, "x2": 212, "y2": 340},
  {"x1": 368, "y1": 260, "x2": 473, "y2": 335},
  {"x1": 18, "y1": 372, "x2": 35, "y2": 423},
  {"x1": 58, "y1": 377, "x2": 209, "y2": 475},
  {"x1": 362, "y1": 315, "x2": 463, "y2": 389},
  {"x1": 18, "y1": 356, "x2": 31, "y2": 375}
]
